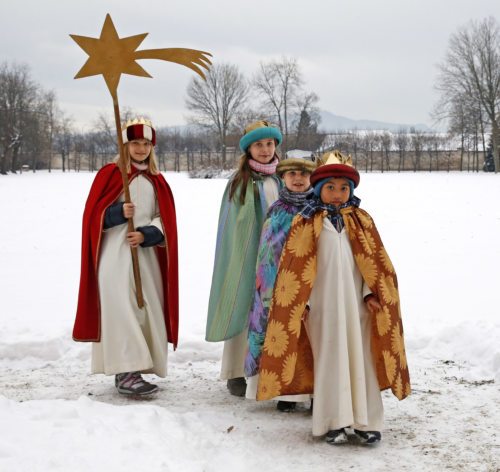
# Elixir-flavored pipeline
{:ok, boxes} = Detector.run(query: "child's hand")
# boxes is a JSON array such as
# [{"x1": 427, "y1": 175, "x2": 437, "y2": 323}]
[
  {"x1": 127, "y1": 231, "x2": 145, "y2": 248},
  {"x1": 365, "y1": 295, "x2": 382, "y2": 315},
  {"x1": 301, "y1": 305, "x2": 310, "y2": 322},
  {"x1": 123, "y1": 203, "x2": 135, "y2": 218}
]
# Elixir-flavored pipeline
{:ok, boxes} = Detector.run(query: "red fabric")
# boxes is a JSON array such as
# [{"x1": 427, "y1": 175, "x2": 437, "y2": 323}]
[
  {"x1": 73, "y1": 163, "x2": 179, "y2": 348},
  {"x1": 124, "y1": 124, "x2": 156, "y2": 146},
  {"x1": 310, "y1": 163, "x2": 360, "y2": 188}
]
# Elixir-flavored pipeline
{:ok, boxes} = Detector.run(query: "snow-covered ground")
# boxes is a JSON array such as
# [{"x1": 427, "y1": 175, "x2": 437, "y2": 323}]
[{"x1": 0, "y1": 171, "x2": 499, "y2": 472}]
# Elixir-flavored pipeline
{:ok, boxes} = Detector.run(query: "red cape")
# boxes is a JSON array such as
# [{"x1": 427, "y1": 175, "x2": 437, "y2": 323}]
[{"x1": 73, "y1": 163, "x2": 179, "y2": 348}]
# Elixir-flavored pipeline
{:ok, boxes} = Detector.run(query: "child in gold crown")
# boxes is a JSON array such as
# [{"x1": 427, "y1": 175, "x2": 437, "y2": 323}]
[
  {"x1": 73, "y1": 118, "x2": 178, "y2": 396},
  {"x1": 257, "y1": 151, "x2": 411, "y2": 444}
]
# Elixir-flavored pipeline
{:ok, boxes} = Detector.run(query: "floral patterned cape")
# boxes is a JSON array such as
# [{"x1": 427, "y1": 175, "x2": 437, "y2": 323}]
[{"x1": 256, "y1": 207, "x2": 411, "y2": 401}]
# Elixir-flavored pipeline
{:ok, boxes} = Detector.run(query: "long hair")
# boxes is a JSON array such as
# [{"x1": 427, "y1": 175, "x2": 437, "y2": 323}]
[
  {"x1": 115, "y1": 143, "x2": 160, "y2": 175},
  {"x1": 229, "y1": 152, "x2": 253, "y2": 205}
]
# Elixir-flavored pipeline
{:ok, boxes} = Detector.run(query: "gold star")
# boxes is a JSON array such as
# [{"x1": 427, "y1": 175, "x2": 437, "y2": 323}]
[
  {"x1": 71, "y1": 14, "x2": 211, "y2": 97},
  {"x1": 71, "y1": 14, "x2": 150, "y2": 96}
]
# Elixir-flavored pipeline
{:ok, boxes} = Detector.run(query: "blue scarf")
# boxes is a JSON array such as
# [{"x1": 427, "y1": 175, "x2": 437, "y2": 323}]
[{"x1": 300, "y1": 195, "x2": 361, "y2": 232}]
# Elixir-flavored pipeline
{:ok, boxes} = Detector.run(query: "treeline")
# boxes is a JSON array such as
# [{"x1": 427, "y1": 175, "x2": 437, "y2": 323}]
[{"x1": 1, "y1": 16, "x2": 498, "y2": 175}]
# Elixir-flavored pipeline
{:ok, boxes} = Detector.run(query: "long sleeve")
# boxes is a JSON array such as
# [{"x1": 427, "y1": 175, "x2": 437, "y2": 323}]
[{"x1": 103, "y1": 202, "x2": 127, "y2": 229}]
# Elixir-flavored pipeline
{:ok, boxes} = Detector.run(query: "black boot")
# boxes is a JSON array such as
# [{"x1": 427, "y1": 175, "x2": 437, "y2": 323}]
[
  {"x1": 354, "y1": 429, "x2": 382, "y2": 444},
  {"x1": 325, "y1": 428, "x2": 348, "y2": 445},
  {"x1": 226, "y1": 377, "x2": 247, "y2": 397},
  {"x1": 277, "y1": 401, "x2": 296, "y2": 412}
]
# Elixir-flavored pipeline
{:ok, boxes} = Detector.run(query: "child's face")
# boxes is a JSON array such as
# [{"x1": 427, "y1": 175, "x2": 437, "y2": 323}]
[
  {"x1": 320, "y1": 177, "x2": 351, "y2": 207},
  {"x1": 282, "y1": 170, "x2": 311, "y2": 192},
  {"x1": 248, "y1": 138, "x2": 276, "y2": 164},
  {"x1": 128, "y1": 139, "x2": 152, "y2": 162}
]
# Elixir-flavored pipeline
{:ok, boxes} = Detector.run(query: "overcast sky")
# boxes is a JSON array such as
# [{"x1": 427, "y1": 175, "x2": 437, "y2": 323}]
[{"x1": 2, "y1": 0, "x2": 499, "y2": 130}]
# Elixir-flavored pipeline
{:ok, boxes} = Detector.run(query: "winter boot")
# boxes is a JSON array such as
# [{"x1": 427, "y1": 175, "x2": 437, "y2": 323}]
[
  {"x1": 354, "y1": 429, "x2": 382, "y2": 444},
  {"x1": 226, "y1": 377, "x2": 247, "y2": 397},
  {"x1": 325, "y1": 428, "x2": 348, "y2": 445},
  {"x1": 277, "y1": 401, "x2": 297, "y2": 412},
  {"x1": 115, "y1": 372, "x2": 159, "y2": 396}
]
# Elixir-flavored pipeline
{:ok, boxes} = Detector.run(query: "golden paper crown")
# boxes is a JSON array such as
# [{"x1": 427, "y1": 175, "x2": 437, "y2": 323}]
[
  {"x1": 320, "y1": 150, "x2": 353, "y2": 167},
  {"x1": 311, "y1": 149, "x2": 360, "y2": 187},
  {"x1": 122, "y1": 117, "x2": 154, "y2": 131}
]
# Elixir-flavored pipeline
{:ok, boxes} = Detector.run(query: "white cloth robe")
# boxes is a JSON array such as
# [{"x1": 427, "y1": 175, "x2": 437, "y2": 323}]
[
  {"x1": 306, "y1": 217, "x2": 383, "y2": 436},
  {"x1": 91, "y1": 174, "x2": 168, "y2": 377},
  {"x1": 220, "y1": 177, "x2": 279, "y2": 380}
]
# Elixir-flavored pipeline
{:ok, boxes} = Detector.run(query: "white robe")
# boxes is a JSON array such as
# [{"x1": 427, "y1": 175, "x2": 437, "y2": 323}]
[
  {"x1": 220, "y1": 177, "x2": 279, "y2": 380},
  {"x1": 306, "y1": 218, "x2": 383, "y2": 435},
  {"x1": 91, "y1": 174, "x2": 168, "y2": 377}
]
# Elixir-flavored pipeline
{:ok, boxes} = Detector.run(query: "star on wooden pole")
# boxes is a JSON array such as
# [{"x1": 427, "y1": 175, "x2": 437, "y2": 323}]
[{"x1": 71, "y1": 14, "x2": 212, "y2": 308}]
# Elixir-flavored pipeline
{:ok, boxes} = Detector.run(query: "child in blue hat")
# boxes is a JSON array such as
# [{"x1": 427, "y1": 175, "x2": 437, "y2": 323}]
[{"x1": 206, "y1": 120, "x2": 283, "y2": 397}]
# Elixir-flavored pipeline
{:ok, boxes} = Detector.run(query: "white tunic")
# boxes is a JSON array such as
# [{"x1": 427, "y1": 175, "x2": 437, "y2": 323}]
[
  {"x1": 306, "y1": 218, "x2": 383, "y2": 435},
  {"x1": 91, "y1": 174, "x2": 168, "y2": 377}
]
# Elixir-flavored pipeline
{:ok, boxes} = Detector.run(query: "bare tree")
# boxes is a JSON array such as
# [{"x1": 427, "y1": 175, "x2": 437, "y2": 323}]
[
  {"x1": 186, "y1": 62, "x2": 248, "y2": 166},
  {"x1": 0, "y1": 62, "x2": 39, "y2": 174},
  {"x1": 410, "y1": 130, "x2": 426, "y2": 172},
  {"x1": 379, "y1": 132, "x2": 392, "y2": 172},
  {"x1": 435, "y1": 17, "x2": 500, "y2": 171},
  {"x1": 54, "y1": 117, "x2": 74, "y2": 172},
  {"x1": 253, "y1": 57, "x2": 303, "y2": 153},
  {"x1": 41, "y1": 91, "x2": 59, "y2": 173},
  {"x1": 394, "y1": 128, "x2": 409, "y2": 172}
]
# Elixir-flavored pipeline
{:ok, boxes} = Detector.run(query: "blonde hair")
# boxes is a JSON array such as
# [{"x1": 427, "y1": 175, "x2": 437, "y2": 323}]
[{"x1": 115, "y1": 143, "x2": 160, "y2": 175}]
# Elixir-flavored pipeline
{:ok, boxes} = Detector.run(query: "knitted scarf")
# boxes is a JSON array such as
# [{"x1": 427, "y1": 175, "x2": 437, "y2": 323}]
[
  {"x1": 278, "y1": 186, "x2": 314, "y2": 208},
  {"x1": 248, "y1": 156, "x2": 279, "y2": 175}
]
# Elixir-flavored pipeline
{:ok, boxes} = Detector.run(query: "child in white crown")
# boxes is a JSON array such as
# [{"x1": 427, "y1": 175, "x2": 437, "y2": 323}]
[{"x1": 73, "y1": 118, "x2": 178, "y2": 396}]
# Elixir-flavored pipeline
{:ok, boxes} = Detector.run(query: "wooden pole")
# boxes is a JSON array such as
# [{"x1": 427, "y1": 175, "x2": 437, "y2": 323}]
[{"x1": 112, "y1": 92, "x2": 144, "y2": 308}]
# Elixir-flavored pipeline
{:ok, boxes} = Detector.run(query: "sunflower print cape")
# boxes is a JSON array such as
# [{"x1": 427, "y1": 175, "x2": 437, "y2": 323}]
[{"x1": 256, "y1": 207, "x2": 411, "y2": 401}]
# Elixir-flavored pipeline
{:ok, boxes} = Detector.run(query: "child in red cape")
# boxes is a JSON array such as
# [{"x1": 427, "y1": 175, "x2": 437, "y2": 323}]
[{"x1": 73, "y1": 118, "x2": 178, "y2": 396}]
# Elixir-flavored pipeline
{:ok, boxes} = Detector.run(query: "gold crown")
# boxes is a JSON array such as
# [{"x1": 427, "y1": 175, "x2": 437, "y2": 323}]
[
  {"x1": 122, "y1": 117, "x2": 154, "y2": 131},
  {"x1": 244, "y1": 120, "x2": 275, "y2": 134},
  {"x1": 320, "y1": 150, "x2": 353, "y2": 167}
]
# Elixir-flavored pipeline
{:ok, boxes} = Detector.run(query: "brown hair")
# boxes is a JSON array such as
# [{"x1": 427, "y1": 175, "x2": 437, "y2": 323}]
[
  {"x1": 115, "y1": 143, "x2": 160, "y2": 175},
  {"x1": 229, "y1": 152, "x2": 252, "y2": 205}
]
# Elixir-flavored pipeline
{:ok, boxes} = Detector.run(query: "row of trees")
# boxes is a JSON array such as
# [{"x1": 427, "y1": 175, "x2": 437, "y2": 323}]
[
  {"x1": 1, "y1": 16, "x2": 498, "y2": 174},
  {"x1": 320, "y1": 129, "x2": 486, "y2": 173},
  {"x1": 40, "y1": 127, "x2": 484, "y2": 175},
  {"x1": 0, "y1": 57, "x2": 323, "y2": 174}
]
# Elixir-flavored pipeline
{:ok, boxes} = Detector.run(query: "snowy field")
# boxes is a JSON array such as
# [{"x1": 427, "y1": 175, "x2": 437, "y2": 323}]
[{"x1": 0, "y1": 170, "x2": 499, "y2": 472}]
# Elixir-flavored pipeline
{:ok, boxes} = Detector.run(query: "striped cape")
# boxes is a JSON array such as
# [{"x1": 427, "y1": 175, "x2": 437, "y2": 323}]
[{"x1": 205, "y1": 174, "x2": 281, "y2": 342}]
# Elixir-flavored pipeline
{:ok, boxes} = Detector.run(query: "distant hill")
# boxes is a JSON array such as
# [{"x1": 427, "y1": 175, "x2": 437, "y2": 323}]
[{"x1": 319, "y1": 110, "x2": 434, "y2": 133}]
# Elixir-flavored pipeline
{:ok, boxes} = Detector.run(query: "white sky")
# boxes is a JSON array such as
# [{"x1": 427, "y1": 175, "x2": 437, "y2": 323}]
[{"x1": 2, "y1": 0, "x2": 499, "y2": 130}]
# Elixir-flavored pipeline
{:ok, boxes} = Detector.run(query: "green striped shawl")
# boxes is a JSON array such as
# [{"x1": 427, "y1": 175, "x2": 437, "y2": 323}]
[{"x1": 206, "y1": 175, "x2": 280, "y2": 341}]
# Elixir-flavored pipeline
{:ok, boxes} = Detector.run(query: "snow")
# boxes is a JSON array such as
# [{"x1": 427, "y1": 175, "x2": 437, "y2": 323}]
[{"x1": 0, "y1": 170, "x2": 499, "y2": 471}]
